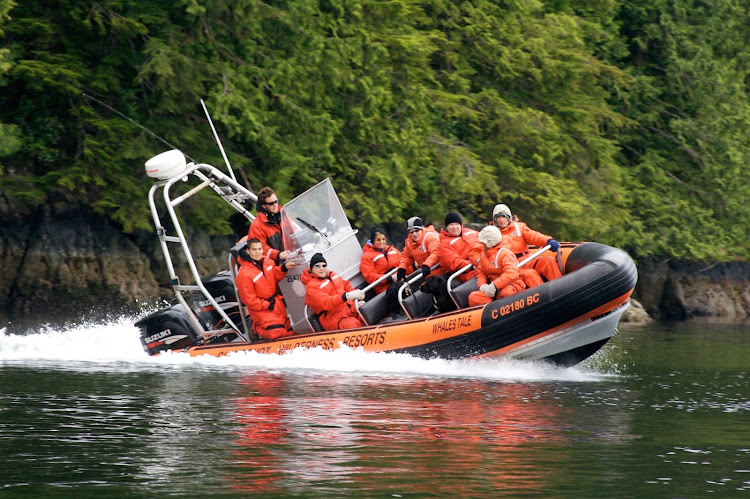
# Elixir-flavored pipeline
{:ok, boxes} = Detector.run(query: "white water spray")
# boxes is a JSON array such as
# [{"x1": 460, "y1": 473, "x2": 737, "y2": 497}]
[{"x1": 0, "y1": 317, "x2": 606, "y2": 381}]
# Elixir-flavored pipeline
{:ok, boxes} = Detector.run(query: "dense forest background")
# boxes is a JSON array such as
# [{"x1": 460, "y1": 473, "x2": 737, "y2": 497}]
[{"x1": 1, "y1": 0, "x2": 748, "y2": 262}]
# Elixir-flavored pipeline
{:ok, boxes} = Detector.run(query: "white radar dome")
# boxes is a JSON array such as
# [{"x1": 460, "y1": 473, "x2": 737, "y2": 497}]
[{"x1": 145, "y1": 150, "x2": 188, "y2": 180}]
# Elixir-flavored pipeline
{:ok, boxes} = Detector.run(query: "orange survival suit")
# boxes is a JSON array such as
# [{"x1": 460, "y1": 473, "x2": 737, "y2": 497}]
[
  {"x1": 468, "y1": 245, "x2": 527, "y2": 306},
  {"x1": 248, "y1": 206, "x2": 284, "y2": 263},
  {"x1": 499, "y1": 220, "x2": 561, "y2": 282},
  {"x1": 235, "y1": 255, "x2": 294, "y2": 339},
  {"x1": 301, "y1": 270, "x2": 364, "y2": 331},
  {"x1": 438, "y1": 226, "x2": 479, "y2": 283},
  {"x1": 398, "y1": 226, "x2": 444, "y2": 277},
  {"x1": 360, "y1": 242, "x2": 402, "y2": 294}
]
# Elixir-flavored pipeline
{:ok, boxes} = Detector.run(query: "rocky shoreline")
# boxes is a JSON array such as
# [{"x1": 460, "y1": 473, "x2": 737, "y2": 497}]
[{"x1": 1, "y1": 205, "x2": 748, "y2": 329}]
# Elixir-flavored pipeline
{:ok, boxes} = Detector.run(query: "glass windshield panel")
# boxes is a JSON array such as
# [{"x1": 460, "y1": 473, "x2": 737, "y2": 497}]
[{"x1": 280, "y1": 179, "x2": 355, "y2": 261}]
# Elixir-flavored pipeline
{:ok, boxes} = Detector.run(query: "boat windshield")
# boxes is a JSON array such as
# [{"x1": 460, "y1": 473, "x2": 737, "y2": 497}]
[{"x1": 280, "y1": 179, "x2": 356, "y2": 262}]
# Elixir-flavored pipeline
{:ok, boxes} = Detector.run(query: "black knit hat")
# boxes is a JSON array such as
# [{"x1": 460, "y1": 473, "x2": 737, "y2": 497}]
[
  {"x1": 370, "y1": 226, "x2": 386, "y2": 241},
  {"x1": 310, "y1": 253, "x2": 326, "y2": 268},
  {"x1": 444, "y1": 212, "x2": 462, "y2": 226}
]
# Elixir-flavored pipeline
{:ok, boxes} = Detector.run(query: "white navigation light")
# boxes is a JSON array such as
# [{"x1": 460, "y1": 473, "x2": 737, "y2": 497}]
[{"x1": 145, "y1": 150, "x2": 188, "y2": 180}]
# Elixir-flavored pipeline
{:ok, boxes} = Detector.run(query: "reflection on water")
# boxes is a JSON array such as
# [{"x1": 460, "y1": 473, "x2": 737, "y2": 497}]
[
  {"x1": 1, "y1": 318, "x2": 749, "y2": 495},
  {"x1": 222, "y1": 370, "x2": 642, "y2": 496}
]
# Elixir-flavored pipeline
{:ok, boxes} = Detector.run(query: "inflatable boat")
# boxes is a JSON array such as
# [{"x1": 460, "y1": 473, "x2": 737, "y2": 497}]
[{"x1": 136, "y1": 150, "x2": 637, "y2": 367}]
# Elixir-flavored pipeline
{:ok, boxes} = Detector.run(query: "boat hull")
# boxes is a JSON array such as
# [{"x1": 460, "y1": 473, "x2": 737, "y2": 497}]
[{"x1": 148, "y1": 242, "x2": 636, "y2": 367}]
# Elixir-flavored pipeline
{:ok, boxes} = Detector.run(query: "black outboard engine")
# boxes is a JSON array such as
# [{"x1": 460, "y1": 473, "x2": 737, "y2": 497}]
[
  {"x1": 192, "y1": 271, "x2": 245, "y2": 338},
  {"x1": 136, "y1": 303, "x2": 203, "y2": 355}
]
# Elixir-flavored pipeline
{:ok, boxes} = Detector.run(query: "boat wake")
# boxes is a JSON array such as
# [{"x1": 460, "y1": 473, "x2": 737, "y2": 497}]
[{"x1": 0, "y1": 318, "x2": 612, "y2": 381}]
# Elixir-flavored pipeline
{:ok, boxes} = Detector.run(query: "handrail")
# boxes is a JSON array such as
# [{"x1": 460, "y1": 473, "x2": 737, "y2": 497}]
[
  {"x1": 228, "y1": 249, "x2": 253, "y2": 340},
  {"x1": 304, "y1": 304, "x2": 317, "y2": 332},
  {"x1": 362, "y1": 268, "x2": 398, "y2": 294},
  {"x1": 354, "y1": 268, "x2": 398, "y2": 324},
  {"x1": 397, "y1": 263, "x2": 440, "y2": 319},
  {"x1": 445, "y1": 245, "x2": 553, "y2": 310},
  {"x1": 517, "y1": 244, "x2": 551, "y2": 268},
  {"x1": 446, "y1": 263, "x2": 474, "y2": 309}
]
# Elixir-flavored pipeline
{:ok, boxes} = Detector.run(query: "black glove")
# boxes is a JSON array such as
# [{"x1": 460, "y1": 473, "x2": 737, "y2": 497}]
[
  {"x1": 547, "y1": 239, "x2": 560, "y2": 252},
  {"x1": 267, "y1": 298, "x2": 275, "y2": 311},
  {"x1": 397, "y1": 268, "x2": 406, "y2": 280},
  {"x1": 421, "y1": 265, "x2": 431, "y2": 278}
]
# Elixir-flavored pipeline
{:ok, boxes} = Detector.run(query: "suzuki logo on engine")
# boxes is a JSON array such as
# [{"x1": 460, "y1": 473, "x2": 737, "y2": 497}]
[
  {"x1": 145, "y1": 328, "x2": 172, "y2": 344},
  {"x1": 197, "y1": 295, "x2": 226, "y2": 307}
]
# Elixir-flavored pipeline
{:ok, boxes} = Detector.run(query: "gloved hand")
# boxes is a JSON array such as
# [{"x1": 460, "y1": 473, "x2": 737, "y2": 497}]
[
  {"x1": 547, "y1": 239, "x2": 560, "y2": 252},
  {"x1": 484, "y1": 282, "x2": 497, "y2": 298},
  {"x1": 479, "y1": 284, "x2": 489, "y2": 294},
  {"x1": 421, "y1": 265, "x2": 431, "y2": 278},
  {"x1": 345, "y1": 289, "x2": 366, "y2": 301},
  {"x1": 266, "y1": 298, "x2": 275, "y2": 311},
  {"x1": 397, "y1": 268, "x2": 406, "y2": 281},
  {"x1": 390, "y1": 273, "x2": 398, "y2": 283}
]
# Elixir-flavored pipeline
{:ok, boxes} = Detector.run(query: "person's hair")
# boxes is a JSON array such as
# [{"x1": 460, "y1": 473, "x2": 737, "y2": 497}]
[
  {"x1": 257, "y1": 186, "x2": 275, "y2": 204},
  {"x1": 247, "y1": 238, "x2": 262, "y2": 248}
]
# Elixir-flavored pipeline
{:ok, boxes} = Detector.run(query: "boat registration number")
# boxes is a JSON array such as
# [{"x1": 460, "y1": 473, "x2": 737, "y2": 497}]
[{"x1": 491, "y1": 292, "x2": 540, "y2": 319}]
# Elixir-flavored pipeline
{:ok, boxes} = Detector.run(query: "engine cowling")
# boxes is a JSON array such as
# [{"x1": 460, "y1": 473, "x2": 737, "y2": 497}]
[{"x1": 136, "y1": 304, "x2": 202, "y2": 355}]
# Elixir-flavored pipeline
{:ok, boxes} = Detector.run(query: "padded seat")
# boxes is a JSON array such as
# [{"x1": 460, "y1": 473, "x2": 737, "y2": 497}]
[
  {"x1": 450, "y1": 277, "x2": 478, "y2": 309},
  {"x1": 402, "y1": 289, "x2": 436, "y2": 319},
  {"x1": 358, "y1": 292, "x2": 390, "y2": 325},
  {"x1": 229, "y1": 239, "x2": 247, "y2": 260},
  {"x1": 304, "y1": 305, "x2": 325, "y2": 332}
]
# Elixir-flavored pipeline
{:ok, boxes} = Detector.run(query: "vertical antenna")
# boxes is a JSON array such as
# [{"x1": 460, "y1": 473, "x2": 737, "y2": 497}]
[{"x1": 200, "y1": 98, "x2": 237, "y2": 182}]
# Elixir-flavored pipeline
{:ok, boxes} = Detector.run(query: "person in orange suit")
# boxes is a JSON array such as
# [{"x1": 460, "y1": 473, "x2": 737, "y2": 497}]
[
  {"x1": 235, "y1": 238, "x2": 296, "y2": 339},
  {"x1": 396, "y1": 216, "x2": 443, "y2": 281},
  {"x1": 492, "y1": 204, "x2": 561, "y2": 282},
  {"x1": 360, "y1": 227, "x2": 402, "y2": 295},
  {"x1": 248, "y1": 186, "x2": 291, "y2": 264},
  {"x1": 468, "y1": 226, "x2": 527, "y2": 306},
  {"x1": 302, "y1": 253, "x2": 365, "y2": 331},
  {"x1": 438, "y1": 212, "x2": 479, "y2": 283}
]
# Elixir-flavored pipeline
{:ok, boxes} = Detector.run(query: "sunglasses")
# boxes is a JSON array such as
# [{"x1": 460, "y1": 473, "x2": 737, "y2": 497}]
[
  {"x1": 313, "y1": 263, "x2": 327, "y2": 268},
  {"x1": 263, "y1": 199, "x2": 279, "y2": 205}
]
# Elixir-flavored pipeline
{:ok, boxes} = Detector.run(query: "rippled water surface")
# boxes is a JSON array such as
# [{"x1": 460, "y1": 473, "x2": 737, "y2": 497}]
[{"x1": 1, "y1": 318, "x2": 749, "y2": 496}]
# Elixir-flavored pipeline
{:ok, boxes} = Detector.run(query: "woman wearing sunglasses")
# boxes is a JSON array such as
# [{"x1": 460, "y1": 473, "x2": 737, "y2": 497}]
[{"x1": 360, "y1": 226, "x2": 402, "y2": 295}]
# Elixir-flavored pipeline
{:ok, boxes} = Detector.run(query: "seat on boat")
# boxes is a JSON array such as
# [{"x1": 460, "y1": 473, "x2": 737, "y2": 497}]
[
  {"x1": 449, "y1": 277, "x2": 478, "y2": 309},
  {"x1": 229, "y1": 239, "x2": 247, "y2": 261},
  {"x1": 304, "y1": 305, "x2": 324, "y2": 332},
  {"x1": 402, "y1": 289, "x2": 436, "y2": 319},
  {"x1": 358, "y1": 291, "x2": 390, "y2": 325}
]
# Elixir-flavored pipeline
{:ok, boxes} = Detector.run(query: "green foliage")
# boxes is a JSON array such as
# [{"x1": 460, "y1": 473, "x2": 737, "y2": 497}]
[
  {"x1": 0, "y1": 0, "x2": 747, "y2": 261},
  {"x1": 610, "y1": 0, "x2": 750, "y2": 260},
  {"x1": 0, "y1": 1, "x2": 19, "y2": 173}
]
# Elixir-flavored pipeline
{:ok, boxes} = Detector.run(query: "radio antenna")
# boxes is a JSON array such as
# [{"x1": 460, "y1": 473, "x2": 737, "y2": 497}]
[
  {"x1": 82, "y1": 93, "x2": 195, "y2": 163},
  {"x1": 200, "y1": 99, "x2": 237, "y2": 182}
]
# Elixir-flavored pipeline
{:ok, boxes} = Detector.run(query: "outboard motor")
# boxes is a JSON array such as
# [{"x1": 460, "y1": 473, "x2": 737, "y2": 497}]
[
  {"x1": 136, "y1": 304, "x2": 203, "y2": 355},
  {"x1": 193, "y1": 271, "x2": 246, "y2": 339}
]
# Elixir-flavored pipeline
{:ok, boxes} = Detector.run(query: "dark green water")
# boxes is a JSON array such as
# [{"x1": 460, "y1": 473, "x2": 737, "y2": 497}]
[{"x1": 1, "y1": 319, "x2": 749, "y2": 496}]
